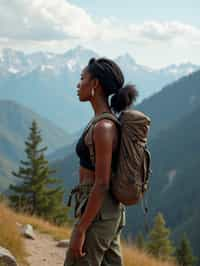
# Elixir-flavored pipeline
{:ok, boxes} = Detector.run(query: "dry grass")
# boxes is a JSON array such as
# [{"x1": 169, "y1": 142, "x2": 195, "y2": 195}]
[
  {"x1": 122, "y1": 241, "x2": 177, "y2": 266},
  {"x1": 0, "y1": 202, "x2": 177, "y2": 266},
  {"x1": 0, "y1": 203, "x2": 28, "y2": 266},
  {"x1": 15, "y1": 211, "x2": 71, "y2": 241},
  {"x1": 0, "y1": 202, "x2": 71, "y2": 265}
]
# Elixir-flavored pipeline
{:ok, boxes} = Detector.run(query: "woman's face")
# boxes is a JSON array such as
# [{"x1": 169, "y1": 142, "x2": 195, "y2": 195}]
[{"x1": 76, "y1": 67, "x2": 94, "y2": 101}]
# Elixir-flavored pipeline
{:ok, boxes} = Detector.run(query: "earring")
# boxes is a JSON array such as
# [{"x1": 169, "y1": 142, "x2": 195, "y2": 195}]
[{"x1": 91, "y1": 88, "x2": 95, "y2": 97}]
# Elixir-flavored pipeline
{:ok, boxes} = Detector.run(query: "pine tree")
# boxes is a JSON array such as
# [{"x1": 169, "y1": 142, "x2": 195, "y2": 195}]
[
  {"x1": 9, "y1": 120, "x2": 68, "y2": 225},
  {"x1": 135, "y1": 231, "x2": 146, "y2": 251},
  {"x1": 175, "y1": 233, "x2": 197, "y2": 266},
  {"x1": 147, "y1": 212, "x2": 175, "y2": 260}
]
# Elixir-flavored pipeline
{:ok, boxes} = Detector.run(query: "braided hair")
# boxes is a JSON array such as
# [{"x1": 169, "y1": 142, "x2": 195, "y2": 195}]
[{"x1": 86, "y1": 57, "x2": 138, "y2": 113}]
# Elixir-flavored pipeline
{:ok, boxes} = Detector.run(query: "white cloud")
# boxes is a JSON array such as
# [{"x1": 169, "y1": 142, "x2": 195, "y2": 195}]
[
  {"x1": 0, "y1": 0, "x2": 200, "y2": 44},
  {"x1": 0, "y1": 0, "x2": 200, "y2": 67},
  {"x1": 0, "y1": 0, "x2": 98, "y2": 41},
  {"x1": 131, "y1": 21, "x2": 200, "y2": 43}
]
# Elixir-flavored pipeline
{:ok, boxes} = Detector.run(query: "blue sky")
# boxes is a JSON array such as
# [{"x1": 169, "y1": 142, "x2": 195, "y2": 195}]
[
  {"x1": 0, "y1": 0, "x2": 199, "y2": 68},
  {"x1": 71, "y1": 0, "x2": 200, "y2": 68},
  {"x1": 69, "y1": 0, "x2": 200, "y2": 26}
]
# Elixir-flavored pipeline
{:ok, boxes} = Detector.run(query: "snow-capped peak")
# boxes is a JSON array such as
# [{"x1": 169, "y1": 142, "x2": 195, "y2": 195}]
[
  {"x1": 160, "y1": 62, "x2": 199, "y2": 77},
  {"x1": 40, "y1": 65, "x2": 55, "y2": 72},
  {"x1": 8, "y1": 67, "x2": 20, "y2": 74},
  {"x1": 116, "y1": 53, "x2": 136, "y2": 65}
]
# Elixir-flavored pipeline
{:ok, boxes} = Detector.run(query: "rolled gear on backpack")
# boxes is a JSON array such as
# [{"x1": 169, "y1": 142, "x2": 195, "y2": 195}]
[{"x1": 84, "y1": 109, "x2": 152, "y2": 206}]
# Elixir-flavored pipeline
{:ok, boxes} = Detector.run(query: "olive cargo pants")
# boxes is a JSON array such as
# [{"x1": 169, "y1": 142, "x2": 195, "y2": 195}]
[{"x1": 64, "y1": 185, "x2": 126, "y2": 266}]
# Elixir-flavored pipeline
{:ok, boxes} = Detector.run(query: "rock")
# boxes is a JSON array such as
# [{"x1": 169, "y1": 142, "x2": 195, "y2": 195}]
[
  {"x1": 0, "y1": 246, "x2": 18, "y2": 266},
  {"x1": 21, "y1": 224, "x2": 35, "y2": 240},
  {"x1": 15, "y1": 222, "x2": 22, "y2": 228},
  {"x1": 56, "y1": 239, "x2": 70, "y2": 248}
]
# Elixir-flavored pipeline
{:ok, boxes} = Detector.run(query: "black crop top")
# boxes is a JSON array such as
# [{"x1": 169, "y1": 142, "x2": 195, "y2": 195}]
[
  {"x1": 75, "y1": 115, "x2": 120, "y2": 171},
  {"x1": 76, "y1": 129, "x2": 95, "y2": 170}
]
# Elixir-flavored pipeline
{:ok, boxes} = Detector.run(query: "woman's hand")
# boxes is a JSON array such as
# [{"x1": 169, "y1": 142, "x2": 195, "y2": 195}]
[{"x1": 69, "y1": 225, "x2": 86, "y2": 259}]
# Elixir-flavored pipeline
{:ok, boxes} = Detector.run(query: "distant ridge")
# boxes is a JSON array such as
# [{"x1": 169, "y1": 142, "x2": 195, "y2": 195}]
[
  {"x1": 0, "y1": 46, "x2": 199, "y2": 133},
  {"x1": 0, "y1": 100, "x2": 74, "y2": 191},
  {"x1": 136, "y1": 69, "x2": 200, "y2": 138}
]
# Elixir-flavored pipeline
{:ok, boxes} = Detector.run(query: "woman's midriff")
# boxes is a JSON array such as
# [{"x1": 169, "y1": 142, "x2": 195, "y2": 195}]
[{"x1": 79, "y1": 165, "x2": 95, "y2": 185}]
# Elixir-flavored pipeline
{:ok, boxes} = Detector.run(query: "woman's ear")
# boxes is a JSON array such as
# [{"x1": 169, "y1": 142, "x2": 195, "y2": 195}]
[{"x1": 91, "y1": 78, "x2": 100, "y2": 90}]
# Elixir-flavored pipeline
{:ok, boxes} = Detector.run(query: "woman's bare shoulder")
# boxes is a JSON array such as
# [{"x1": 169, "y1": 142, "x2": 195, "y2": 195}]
[
  {"x1": 93, "y1": 119, "x2": 118, "y2": 148},
  {"x1": 94, "y1": 119, "x2": 117, "y2": 134}
]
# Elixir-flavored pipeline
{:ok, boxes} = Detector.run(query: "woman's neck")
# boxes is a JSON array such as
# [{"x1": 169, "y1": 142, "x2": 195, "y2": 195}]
[{"x1": 91, "y1": 99, "x2": 112, "y2": 116}]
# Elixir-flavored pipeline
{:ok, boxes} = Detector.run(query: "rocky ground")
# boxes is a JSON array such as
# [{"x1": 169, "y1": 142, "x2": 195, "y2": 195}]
[{"x1": 24, "y1": 231, "x2": 67, "y2": 266}]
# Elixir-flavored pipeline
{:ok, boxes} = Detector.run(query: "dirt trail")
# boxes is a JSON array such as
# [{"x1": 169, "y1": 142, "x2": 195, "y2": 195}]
[{"x1": 24, "y1": 231, "x2": 67, "y2": 266}]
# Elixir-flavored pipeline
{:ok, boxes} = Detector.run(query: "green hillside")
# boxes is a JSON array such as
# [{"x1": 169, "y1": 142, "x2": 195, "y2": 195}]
[
  {"x1": 136, "y1": 70, "x2": 200, "y2": 138},
  {"x1": 148, "y1": 105, "x2": 200, "y2": 259}
]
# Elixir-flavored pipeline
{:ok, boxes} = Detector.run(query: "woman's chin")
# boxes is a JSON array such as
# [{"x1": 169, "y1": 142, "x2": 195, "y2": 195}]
[{"x1": 78, "y1": 96, "x2": 87, "y2": 102}]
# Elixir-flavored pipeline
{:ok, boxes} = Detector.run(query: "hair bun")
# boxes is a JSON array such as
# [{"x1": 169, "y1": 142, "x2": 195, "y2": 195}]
[{"x1": 110, "y1": 84, "x2": 138, "y2": 113}]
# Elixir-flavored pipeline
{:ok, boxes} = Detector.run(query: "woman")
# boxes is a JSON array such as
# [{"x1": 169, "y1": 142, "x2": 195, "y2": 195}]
[{"x1": 64, "y1": 57, "x2": 138, "y2": 266}]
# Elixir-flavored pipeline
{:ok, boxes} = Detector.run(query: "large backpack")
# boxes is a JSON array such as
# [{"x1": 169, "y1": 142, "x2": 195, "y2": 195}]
[{"x1": 83, "y1": 109, "x2": 152, "y2": 206}]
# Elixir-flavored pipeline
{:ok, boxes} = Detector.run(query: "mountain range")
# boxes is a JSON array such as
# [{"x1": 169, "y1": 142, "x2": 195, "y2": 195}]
[{"x1": 0, "y1": 46, "x2": 199, "y2": 133}]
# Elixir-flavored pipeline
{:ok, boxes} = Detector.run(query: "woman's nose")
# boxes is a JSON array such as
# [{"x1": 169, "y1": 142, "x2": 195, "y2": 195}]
[{"x1": 77, "y1": 82, "x2": 80, "y2": 89}]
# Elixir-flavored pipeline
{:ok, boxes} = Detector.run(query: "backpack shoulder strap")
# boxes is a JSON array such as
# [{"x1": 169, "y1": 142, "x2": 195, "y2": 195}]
[
  {"x1": 85, "y1": 112, "x2": 121, "y2": 165},
  {"x1": 93, "y1": 113, "x2": 121, "y2": 127}
]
